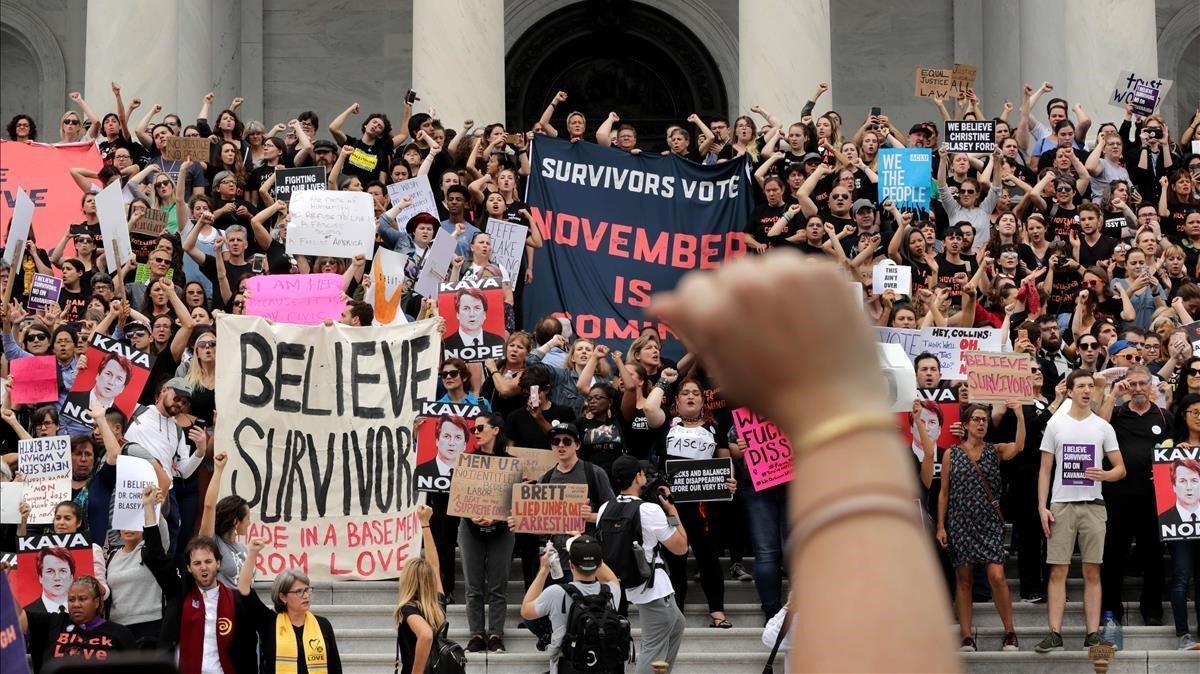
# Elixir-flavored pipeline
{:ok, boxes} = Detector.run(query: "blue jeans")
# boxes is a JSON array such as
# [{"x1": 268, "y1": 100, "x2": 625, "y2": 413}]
[
  {"x1": 1168, "y1": 540, "x2": 1200, "y2": 636},
  {"x1": 741, "y1": 481, "x2": 787, "y2": 617}
]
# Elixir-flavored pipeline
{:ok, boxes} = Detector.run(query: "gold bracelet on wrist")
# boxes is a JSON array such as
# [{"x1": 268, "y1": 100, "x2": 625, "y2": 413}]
[{"x1": 792, "y1": 412, "x2": 898, "y2": 457}]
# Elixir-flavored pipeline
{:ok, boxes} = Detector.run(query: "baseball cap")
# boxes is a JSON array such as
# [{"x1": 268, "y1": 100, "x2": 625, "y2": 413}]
[
  {"x1": 611, "y1": 455, "x2": 645, "y2": 492},
  {"x1": 1107, "y1": 340, "x2": 1135, "y2": 357},
  {"x1": 801, "y1": 152, "x2": 822, "y2": 163},
  {"x1": 567, "y1": 535, "x2": 602, "y2": 572},
  {"x1": 313, "y1": 139, "x2": 337, "y2": 153},
  {"x1": 164, "y1": 377, "x2": 193, "y2": 398},
  {"x1": 547, "y1": 421, "x2": 580, "y2": 443},
  {"x1": 852, "y1": 198, "x2": 876, "y2": 215},
  {"x1": 908, "y1": 124, "x2": 931, "y2": 136},
  {"x1": 125, "y1": 320, "x2": 151, "y2": 334}
]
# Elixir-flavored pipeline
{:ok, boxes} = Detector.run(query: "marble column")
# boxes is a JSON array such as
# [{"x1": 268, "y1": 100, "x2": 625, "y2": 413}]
[
  {"x1": 739, "y1": 0, "x2": 831, "y2": 125},
  {"x1": 1019, "y1": 0, "x2": 1157, "y2": 141},
  {"x1": 85, "y1": 0, "x2": 216, "y2": 120},
  {"x1": 411, "y1": 0, "x2": 505, "y2": 132}
]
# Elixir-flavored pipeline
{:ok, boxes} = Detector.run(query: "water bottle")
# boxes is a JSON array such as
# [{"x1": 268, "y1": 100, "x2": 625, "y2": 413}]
[
  {"x1": 1101, "y1": 611, "x2": 1123, "y2": 650},
  {"x1": 546, "y1": 541, "x2": 563, "y2": 580}
]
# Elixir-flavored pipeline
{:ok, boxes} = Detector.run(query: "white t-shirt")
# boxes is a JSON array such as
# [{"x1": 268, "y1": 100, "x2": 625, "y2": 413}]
[
  {"x1": 595, "y1": 496, "x2": 675, "y2": 604},
  {"x1": 665, "y1": 421, "x2": 717, "y2": 460},
  {"x1": 1040, "y1": 412, "x2": 1119, "y2": 503}
]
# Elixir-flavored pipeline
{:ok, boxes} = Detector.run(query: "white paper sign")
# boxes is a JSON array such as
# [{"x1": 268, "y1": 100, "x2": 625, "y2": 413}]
[
  {"x1": 2, "y1": 187, "x2": 35, "y2": 266},
  {"x1": 0, "y1": 482, "x2": 24, "y2": 524},
  {"x1": 386, "y1": 175, "x2": 439, "y2": 224},
  {"x1": 367, "y1": 246, "x2": 411, "y2": 326},
  {"x1": 96, "y1": 181, "x2": 132, "y2": 272},
  {"x1": 486, "y1": 218, "x2": 527, "y2": 282},
  {"x1": 1108, "y1": 70, "x2": 1174, "y2": 117},
  {"x1": 873, "y1": 261, "x2": 912, "y2": 296},
  {"x1": 875, "y1": 327, "x2": 925, "y2": 361},
  {"x1": 111, "y1": 455, "x2": 160, "y2": 532},
  {"x1": 918, "y1": 326, "x2": 1003, "y2": 380},
  {"x1": 286, "y1": 190, "x2": 376, "y2": 259},
  {"x1": 414, "y1": 227, "x2": 457, "y2": 298},
  {"x1": 17, "y1": 436, "x2": 71, "y2": 524}
]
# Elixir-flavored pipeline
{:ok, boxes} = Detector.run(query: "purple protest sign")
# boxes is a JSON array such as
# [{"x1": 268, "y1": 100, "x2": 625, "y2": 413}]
[
  {"x1": 0, "y1": 572, "x2": 29, "y2": 674},
  {"x1": 26, "y1": 273, "x2": 62, "y2": 310},
  {"x1": 1061, "y1": 443, "x2": 1096, "y2": 486}
]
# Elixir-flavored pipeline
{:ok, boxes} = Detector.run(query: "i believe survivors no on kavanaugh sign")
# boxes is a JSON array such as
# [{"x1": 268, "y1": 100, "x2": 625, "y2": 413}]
[{"x1": 522, "y1": 136, "x2": 754, "y2": 359}]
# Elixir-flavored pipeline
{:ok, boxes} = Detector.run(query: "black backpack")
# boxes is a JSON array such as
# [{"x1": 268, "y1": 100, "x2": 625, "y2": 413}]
[
  {"x1": 394, "y1": 612, "x2": 466, "y2": 674},
  {"x1": 596, "y1": 499, "x2": 660, "y2": 589},
  {"x1": 559, "y1": 583, "x2": 633, "y2": 673}
]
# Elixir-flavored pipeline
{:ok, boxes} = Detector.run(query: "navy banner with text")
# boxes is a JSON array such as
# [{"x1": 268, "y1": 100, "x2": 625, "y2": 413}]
[{"x1": 522, "y1": 136, "x2": 753, "y2": 358}]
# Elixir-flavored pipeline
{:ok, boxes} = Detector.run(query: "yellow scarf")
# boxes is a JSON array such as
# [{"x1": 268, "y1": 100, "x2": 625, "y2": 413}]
[{"x1": 276, "y1": 611, "x2": 328, "y2": 673}]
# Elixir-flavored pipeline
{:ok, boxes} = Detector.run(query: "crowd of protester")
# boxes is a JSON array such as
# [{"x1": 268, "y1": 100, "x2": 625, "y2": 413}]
[{"x1": 1, "y1": 70, "x2": 1199, "y2": 674}]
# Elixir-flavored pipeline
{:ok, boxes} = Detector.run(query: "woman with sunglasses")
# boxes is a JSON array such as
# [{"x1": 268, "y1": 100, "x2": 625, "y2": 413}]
[
  {"x1": 1171, "y1": 357, "x2": 1200, "y2": 412},
  {"x1": 937, "y1": 401, "x2": 1025, "y2": 652},
  {"x1": 183, "y1": 326, "x2": 217, "y2": 426},
  {"x1": 436, "y1": 357, "x2": 491, "y2": 412},
  {"x1": 458, "y1": 414, "x2": 515, "y2": 654},
  {"x1": 1072, "y1": 268, "x2": 1123, "y2": 339},
  {"x1": 1076, "y1": 334, "x2": 1106, "y2": 373}
]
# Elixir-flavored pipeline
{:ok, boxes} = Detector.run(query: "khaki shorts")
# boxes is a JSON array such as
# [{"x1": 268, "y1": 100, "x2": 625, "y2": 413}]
[{"x1": 1046, "y1": 501, "x2": 1107, "y2": 565}]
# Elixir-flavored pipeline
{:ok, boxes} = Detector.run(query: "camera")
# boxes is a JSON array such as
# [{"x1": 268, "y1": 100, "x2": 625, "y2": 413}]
[
  {"x1": 640, "y1": 463, "x2": 673, "y2": 504},
  {"x1": 1147, "y1": 127, "x2": 1162, "y2": 139}
]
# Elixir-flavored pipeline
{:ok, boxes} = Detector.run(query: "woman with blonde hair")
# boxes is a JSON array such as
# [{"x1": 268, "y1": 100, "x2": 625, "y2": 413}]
[{"x1": 395, "y1": 504, "x2": 447, "y2": 674}]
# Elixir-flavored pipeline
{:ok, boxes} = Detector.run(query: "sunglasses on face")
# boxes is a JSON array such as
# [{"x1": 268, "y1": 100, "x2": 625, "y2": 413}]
[
  {"x1": 63, "y1": 119, "x2": 80, "y2": 126},
  {"x1": 960, "y1": 189, "x2": 977, "y2": 195},
  {"x1": 155, "y1": 181, "x2": 171, "y2": 188},
  {"x1": 550, "y1": 437, "x2": 576, "y2": 447},
  {"x1": 1117, "y1": 352, "x2": 1142, "y2": 362},
  {"x1": 830, "y1": 194, "x2": 850, "y2": 200},
  {"x1": 1188, "y1": 368, "x2": 1200, "y2": 376},
  {"x1": 1031, "y1": 368, "x2": 1042, "y2": 374},
  {"x1": 1055, "y1": 186, "x2": 1073, "y2": 193},
  {"x1": 1078, "y1": 342, "x2": 1098, "y2": 350},
  {"x1": 126, "y1": 329, "x2": 147, "y2": 338},
  {"x1": 196, "y1": 341, "x2": 216, "y2": 349},
  {"x1": 440, "y1": 370, "x2": 460, "y2": 379},
  {"x1": 26, "y1": 333, "x2": 48, "y2": 343},
  {"x1": 472, "y1": 425, "x2": 489, "y2": 434}
]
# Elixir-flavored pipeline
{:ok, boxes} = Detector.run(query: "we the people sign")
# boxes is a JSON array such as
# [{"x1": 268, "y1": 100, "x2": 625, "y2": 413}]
[{"x1": 216, "y1": 314, "x2": 440, "y2": 580}]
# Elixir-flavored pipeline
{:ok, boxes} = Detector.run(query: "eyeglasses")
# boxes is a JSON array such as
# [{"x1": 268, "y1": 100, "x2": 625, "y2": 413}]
[
  {"x1": 1055, "y1": 186, "x2": 1074, "y2": 193},
  {"x1": 1189, "y1": 368, "x2": 1200, "y2": 376},
  {"x1": 62, "y1": 119, "x2": 80, "y2": 126},
  {"x1": 830, "y1": 194, "x2": 851, "y2": 200},
  {"x1": 1078, "y1": 342, "x2": 1098, "y2": 351},
  {"x1": 960, "y1": 189, "x2": 977, "y2": 195},
  {"x1": 154, "y1": 181, "x2": 171, "y2": 188},
  {"x1": 1030, "y1": 368, "x2": 1042, "y2": 374},
  {"x1": 1126, "y1": 379, "x2": 1150, "y2": 388},
  {"x1": 36, "y1": 419, "x2": 57, "y2": 427},
  {"x1": 195, "y1": 341, "x2": 216, "y2": 349},
  {"x1": 440, "y1": 370, "x2": 460, "y2": 379},
  {"x1": 1187, "y1": 409, "x2": 1200, "y2": 418},
  {"x1": 550, "y1": 436, "x2": 576, "y2": 446},
  {"x1": 1117, "y1": 352, "x2": 1142, "y2": 362},
  {"x1": 75, "y1": 236, "x2": 93, "y2": 243},
  {"x1": 126, "y1": 329, "x2": 147, "y2": 338},
  {"x1": 26, "y1": 333, "x2": 48, "y2": 343},
  {"x1": 969, "y1": 416, "x2": 989, "y2": 424},
  {"x1": 150, "y1": 257, "x2": 170, "y2": 265},
  {"x1": 472, "y1": 426, "x2": 489, "y2": 434},
  {"x1": 285, "y1": 587, "x2": 314, "y2": 597}
]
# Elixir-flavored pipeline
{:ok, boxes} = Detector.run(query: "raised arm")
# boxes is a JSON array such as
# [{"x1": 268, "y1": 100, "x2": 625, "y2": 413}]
[
  {"x1": 754, "y1": 151, "x2": 784, "y2": 188},
  {"x1": 537, "y1": 91, "x2": 568, "y2": 138},
  {"x1": 251, "y1": 199, "x2": 284, "y2": 250},
  {"x1": 328, "y1": 102, "x2": 359, "y2": 146},
  {"x1": 328, "y1": 145, "x2": 353, "y2": 189},
  {"x1": 134, "y1": 103, "x2": 163, "y2": 147},
  {"x1": 595, "y1": 112, "x2": 619, "y2": 147},
  {"x1": 642, "y1": 368, "x2": 677, "y2": 429},
  {"x1": 199, "y1": 451, "x2": 227, "y2": 538},
  {"x1": 69, "y1": 167, "x2": 99, "y2": 194},
  {"x1": 69, "y1": 92, "x2": 102, "y2": 140}
]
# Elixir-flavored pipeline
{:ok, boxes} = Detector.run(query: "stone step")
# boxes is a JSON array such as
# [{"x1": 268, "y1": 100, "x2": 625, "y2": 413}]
[
  {"x1": 335, "y1": 626, "x2": 770, "y2": 654},
  {"x1": 963, "y1": 650, "x2": 1200, "y2": 674},
  {"x1": 314, "y1": 603, "x2": 769, "y2": 631},
  {"x1": 958, "y1": 626, "x2": 1187, "y2": 652},
  {"x1": 341, "y1": 650, "x2": 776, "y2": 674},
  {"x1": 965, "y1": 601, "x2": 1195, "y2": 629}
]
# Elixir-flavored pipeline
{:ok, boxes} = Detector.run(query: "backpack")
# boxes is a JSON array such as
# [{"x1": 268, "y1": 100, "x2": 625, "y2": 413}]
[
  {"x1": 596, "y1": 499, "x2": 661, "y2": 590},
  {"x1": 559, "y1": 584, "x2": 633, "y2": 673},
  {"x1": 394, "y1": 611, "x2": 466, "y2": 674}
]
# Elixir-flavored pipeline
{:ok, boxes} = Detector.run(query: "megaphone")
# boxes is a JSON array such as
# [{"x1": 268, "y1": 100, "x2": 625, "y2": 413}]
[{"x1": 879, "y1": 342, "x2": 918, "y2": 412}]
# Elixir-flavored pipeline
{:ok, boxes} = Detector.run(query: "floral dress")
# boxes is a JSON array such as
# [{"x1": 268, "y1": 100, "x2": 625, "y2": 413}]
[{"x1": 947, "y1": 443, "x2": 1006, "y2": 566}]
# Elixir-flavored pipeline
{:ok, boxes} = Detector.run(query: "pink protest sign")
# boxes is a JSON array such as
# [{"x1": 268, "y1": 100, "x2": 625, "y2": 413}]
[
  {"x1": 245, "y1": 273, "x2": 346, "y2": 325},
  {"x1": 10, "y1": 356, "x2": 58, "y2": 404},
  {"x1": 732, "y1": 407, "x2": 794, "y2": 491}
]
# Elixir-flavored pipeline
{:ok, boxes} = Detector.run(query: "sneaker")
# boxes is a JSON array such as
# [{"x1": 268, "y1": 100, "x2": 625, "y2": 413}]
[
  {"x1": 1021, "y1": 593, "x2": 1046, "y2": 604},
  {"x1": 1002, "y1": 632, "x2": 1019, "y2": 651},
  {"x1": 729, "y1": 562, "x2": 753, "y2": 582},
  {"x1": 1035, "y1": 631, "x2": 1064, "y2": 653},
  {"x1": 1179, "y1": 634, "x2": 1200, "y2": 651},
  {"x1": 488, "y1": 634, "x2": 506, "y2": 653},
  {"x1": 1084, "y1": 632, "x2": 1113, "y2": 648},
  {"x1": 959, "y1": 636, "x2": 977, "y2": 652},
  {"x1": 466, "y1": 635, "x2": 486, "y2": 653}
]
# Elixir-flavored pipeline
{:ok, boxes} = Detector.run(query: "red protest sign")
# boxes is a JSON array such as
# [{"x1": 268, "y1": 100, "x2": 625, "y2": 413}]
[
  {"x1": 732, "y1": 407, "x2": 794, "y2": 491},
  {"x1": 0, "y1": 141, "x2": 103, "y2": 248},
  {"x1": 10, "y1": 532, "x2": 95, "y2": 610},
  {"x1": 60, "y1": 333, "x2": 155, "y2": 428},
  {"x1": 10, "y1": 356, "x2": 58, "y2": 404},
  {"x1": 437, "y1": 278, "x2": 507, "y2": 362}
]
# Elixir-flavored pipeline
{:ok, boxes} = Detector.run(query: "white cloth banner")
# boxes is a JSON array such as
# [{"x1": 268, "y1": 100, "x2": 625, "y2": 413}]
[{"x1": 215, "y1": 314, "x2": 440, "y2": 581}]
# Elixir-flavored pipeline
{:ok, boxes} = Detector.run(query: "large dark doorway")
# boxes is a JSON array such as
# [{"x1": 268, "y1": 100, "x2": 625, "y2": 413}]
[{"x1": 506, "y1": 0, "x2": 728, "y2": 152}]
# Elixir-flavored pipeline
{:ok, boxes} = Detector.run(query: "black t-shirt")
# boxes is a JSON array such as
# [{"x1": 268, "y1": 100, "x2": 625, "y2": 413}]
[
  {"x1": 27, "y1": 613, "x2": 137, "y2": 673},
  {"x1": 619, "y1": 407, "x2": 667, "y2": 465},
  {"x1": 1047, "y1": 266, "x2": 1083, "y2": 316},
  {"x1": 576, "y1": 413, "x2": 627, "y2": 475},
  {"x1": 341, "y1": 133, "x2": 391, "y2": 184},
  {"x1": 58, "y1": 286, "x2": 89, "y2": 322},
  {"x1": 505, "y1": 404, "x2": 575, "y2": 448},
  {"x1": 1078, "y1": 235, "x2": 1119, "y2": 268},
  {"x1": 744, "y1": 203, "x2": 788, "y2": 249},
  {"x1": 1042, "y1": 204, "x2": 1079, "y2": 241},
  {"x1": 397, "y1": 596, "x2": 445, "y2": 674},
  {"x1": 479, "y1": 371, "x2": 526, "y2": 420},
  {"x1": 1100, "y1": 210, "x2": 1128, "y2": 239},
  {"x1": 210, "y1": 196, "x2": 257, "y2": 231},
  {"x1": 935, "y1": 253, "x2": 976, "y2": 304},
  {"x1": 1105, "y1": 404, "x2": 1170, "y2": 498},
  {"x1": 1163, "y1": 204, "x2": 1200, "y2": 242},
  {"x1": 200, "y1": 254, "x2": 253, "y2": 294}
]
